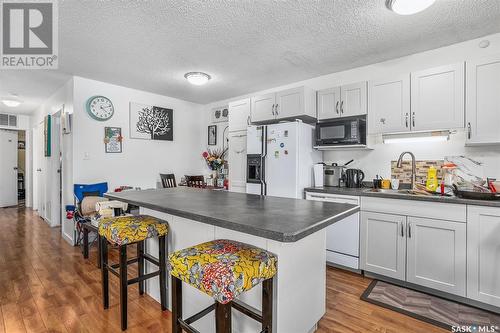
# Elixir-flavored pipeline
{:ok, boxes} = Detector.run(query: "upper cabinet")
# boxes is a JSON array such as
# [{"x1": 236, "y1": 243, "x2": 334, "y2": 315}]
[
  {"x1": 368, "y1": 75, "x2": 410, "y2": 134},
  {"x1": 466, "y1": 54, "x2": 500, "y2": 146},
  {"x1": 251, "y1": 86, "x2": 316, "y2": 124},
  {"x1": 228, "y1": 98, "x2": 251, "y2": 132},
  {"x1": 317, "y1": 82, "x2": 367, "y2": 121},
  {"x1": 411, "y1": 63, "x2": 465, "y2": 131}
]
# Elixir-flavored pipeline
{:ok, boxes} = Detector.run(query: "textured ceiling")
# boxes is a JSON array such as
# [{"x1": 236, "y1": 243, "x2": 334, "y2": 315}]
[{"x1": 2, "y1": 0, "x2": 500, "y2": 113}]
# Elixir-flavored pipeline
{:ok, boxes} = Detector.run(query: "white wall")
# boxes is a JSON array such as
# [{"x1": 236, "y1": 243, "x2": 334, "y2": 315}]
[
  {"x1": 204, "y1": 32, "x2": 500, "y2": 181},
  {"x1": 72, "y1": 76, "x2": 206, "y2": 190}
]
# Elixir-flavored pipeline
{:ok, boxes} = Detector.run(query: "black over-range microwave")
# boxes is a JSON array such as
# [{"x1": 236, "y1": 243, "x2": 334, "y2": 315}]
[{"x1": 315, "y1": 115, "x2": 367, "y2": 147}]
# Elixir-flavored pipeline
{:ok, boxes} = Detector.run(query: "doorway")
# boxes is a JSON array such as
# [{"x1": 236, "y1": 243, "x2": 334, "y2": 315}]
[{"x1": 0, "y1": 129, "x2": 19, "y2": 208}]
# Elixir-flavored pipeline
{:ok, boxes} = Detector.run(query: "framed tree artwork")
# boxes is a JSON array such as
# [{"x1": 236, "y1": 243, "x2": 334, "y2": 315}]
[
  {"x1": 130, "y1": 102, "x2": 173, "y2": 141},
  {"x1": 208, "y1": 125, "x2": 217, "y2": 145}
]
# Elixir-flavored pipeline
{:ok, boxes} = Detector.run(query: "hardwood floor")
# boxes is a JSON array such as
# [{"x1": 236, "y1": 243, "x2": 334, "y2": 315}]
[{"x1": 0, "y1": 207, "x2": 446, "y2": 333}]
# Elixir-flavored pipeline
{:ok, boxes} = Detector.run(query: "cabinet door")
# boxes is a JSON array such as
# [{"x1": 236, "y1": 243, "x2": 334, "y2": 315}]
[
  {"x1": 340, "y1": 81, "x2": 367, "y2": 117},
  {"x1": 360, "y1": 212, "x2": 406, "y2": 280},
  {"x1": 411, "y1": 63, "x2": 465, "y2": 131},
  {"x1": 228, "y1": 98, "x2": 251, "y2": 132},
  {"x1": 251, "y1": 93, "x2": 275, "y2": 123},
  {"x1": 466, "y1": 55, "x2": 500, "y2": 145},
  {"x1": 228, "y1": 131, "x2": 247, "y2": 189},
  {"x1": 275, "y1": 87, "x2": 303, "y2": 119},
  {"x1": 317, "y1": 87, "x2": 341, "y2": 120},
  {"x1": 368, "y1": 75, "x2": 410, "y2": 134},
  {"x1": 406, "y1": 217, "x2": 466, "y2": 296},
  {"x1": 467, "y1": 206, "x2": 500, "y2": 307}
]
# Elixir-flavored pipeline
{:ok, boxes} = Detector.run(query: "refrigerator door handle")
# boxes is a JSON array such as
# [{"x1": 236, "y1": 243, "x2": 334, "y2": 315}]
[{"x1": 260, "y1": 126, "x2": 268, "y2": 196}]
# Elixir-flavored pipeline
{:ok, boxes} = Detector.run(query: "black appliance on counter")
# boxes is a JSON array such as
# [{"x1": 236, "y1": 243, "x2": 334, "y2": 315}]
[
  {"x1": 314, "y1": 115, "x2": 367, "y2": 148},
  {"x1": 345, "y1": 169, "x2": 365, "y2": 188}
]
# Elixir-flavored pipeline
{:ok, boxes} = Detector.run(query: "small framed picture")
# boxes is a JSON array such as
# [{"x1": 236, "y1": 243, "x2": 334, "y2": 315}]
[
  {"x1": 104, "y1": 127, "x2": 123, "y2": 153},
  {"x1": 208, "y1": 125, "x2": 217, "y2": 146}
]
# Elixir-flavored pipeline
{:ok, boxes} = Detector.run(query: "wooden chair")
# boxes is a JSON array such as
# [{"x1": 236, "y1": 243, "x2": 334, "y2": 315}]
[
  {"x1": 160, "y1": 173, "x2": 177, "y2": 188},
  {"x1": 185, "y1": 175, "x2": 205, "y2": 188}
]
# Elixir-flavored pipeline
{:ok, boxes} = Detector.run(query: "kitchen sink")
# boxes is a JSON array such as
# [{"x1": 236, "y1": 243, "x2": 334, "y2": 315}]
[{"x1": 365, "y1": 188, "x2": 426, "y2": 196}]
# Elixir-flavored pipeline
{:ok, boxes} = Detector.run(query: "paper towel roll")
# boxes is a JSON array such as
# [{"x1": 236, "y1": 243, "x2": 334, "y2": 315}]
[{"x1": 314, "y1": 164, "x2": 324, "y2": 187}]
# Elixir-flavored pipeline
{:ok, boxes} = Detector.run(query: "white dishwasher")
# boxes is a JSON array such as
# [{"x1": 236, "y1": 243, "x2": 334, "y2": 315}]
[{"x1": 305, "y1": 192, "x2": 360, "y2": 271}]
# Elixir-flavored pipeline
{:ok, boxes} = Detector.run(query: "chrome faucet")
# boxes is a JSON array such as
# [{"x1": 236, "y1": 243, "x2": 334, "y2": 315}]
[{"x1": 397, "y1": 151, "x2": 416, "y2": 189}]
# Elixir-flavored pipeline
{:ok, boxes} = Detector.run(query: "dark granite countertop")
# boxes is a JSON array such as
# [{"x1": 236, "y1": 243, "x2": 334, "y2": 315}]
[
  {"x1": 304, "y1": 187, "x2": 500, "y2": 207},
  {"x1": 105, "y1": 187, "x2": 359, "y2": 243}
]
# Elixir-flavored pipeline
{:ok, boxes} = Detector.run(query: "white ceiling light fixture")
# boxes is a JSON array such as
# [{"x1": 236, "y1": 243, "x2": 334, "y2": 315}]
[
  {"x1": 386, "y1": 0, "x2": 436, "y2": 15},
  {"x1": 184, "y1": 72, "x2": 211, "y2": 86},
  {"x1": 1, "y1": 95, "x2": 23, "y2": 107},
  {"x1": 383, "y1": 130, "x2": 451, "y2": 144}
]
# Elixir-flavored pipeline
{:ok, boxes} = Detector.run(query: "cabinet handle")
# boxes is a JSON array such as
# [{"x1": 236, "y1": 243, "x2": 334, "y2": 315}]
[
  {"x1": 467, "y1": 122, "x2": 472, "y2": 140},
  {"x1": 247, "y1": 116, "x2": 251, "y2": 125},
  {"x1": 408, "y1": 223, "x2": 412, "y2": 238},
  {"x1": 412, "y1": 112, "x2": 415, "y2": 128},
  {"x1": 271, "y1": 104, "x2": 275, "y2": 116},
  {"x1": 400, "y1": 222, "x2": 404, "y2": 237},
  {"x1": 405, "y1": 113, "x2": 409, "y2": 128},
  {"x1": 335, "y1": 101, "x2": 339, "y2": 114},
  {"x1": 340, "y1": 101, "x2": 344, "y2": 114},
  {"x1": 275, "y1": 104, "x2": 279, "y2": 115}
]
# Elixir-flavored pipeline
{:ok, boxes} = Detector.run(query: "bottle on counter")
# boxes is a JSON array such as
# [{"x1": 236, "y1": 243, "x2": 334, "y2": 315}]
[{"x1": 426, "y1": 166, "x2": 439, "y2": 192}]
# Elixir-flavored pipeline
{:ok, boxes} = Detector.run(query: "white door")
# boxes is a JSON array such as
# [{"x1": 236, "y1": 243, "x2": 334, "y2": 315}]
[
  {"x1": 340, "y1": 81, "x2": 367, "y2": 117},
  {"x1": 317, "y1": 87, "x2": 341, "y2": 120},
  {"x1": 467, "y1": 206, "x2": 500, "y2": 307},
  {"x1": 34, "y1": 124, "x2": 46, "y2": 219},
  {"x1": 251, "y1": 93, "x2": 275, "y2": 123},
  {"x1": 466, "y1": 55, "x2": 500, "y2": 145},
  {"x1": 228, "y1": 98, "x2": 251, "y2": 132},
  {"x1": 266, "y1": 123, "x2": 298, "y2": 199},
  {"x1": 368, "y1": 75, "x2": 410, "y2": 134},
  {"x1": 360, "y1": 212, "x2": 406, "y2": 280},
  {"x1": 275, "y1": 87, "x2": 303, "y2": 120},
  {"x1": 228, "y1": 131, "x2": 247, "y2": 191},
  {"x1": 411, "y1": 63, "x2": 465, "y2": 131},
  {"x1": 406, "y1": 217, "x2": 466, "y2": 296},
  {"x1": 0, "y1": 130, "x2": 18, "y2": 207}
]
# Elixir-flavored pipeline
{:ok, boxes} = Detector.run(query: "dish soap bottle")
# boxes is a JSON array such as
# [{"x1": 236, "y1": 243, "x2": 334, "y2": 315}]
[{"x1": 426, "y1": 166, "x2": 438, "y2": 192}]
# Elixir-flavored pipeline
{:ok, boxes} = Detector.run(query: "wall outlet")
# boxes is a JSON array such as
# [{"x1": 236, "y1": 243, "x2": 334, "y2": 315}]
[{"x1": 83, "y1": 152, "x2": 90, "y2": 160}]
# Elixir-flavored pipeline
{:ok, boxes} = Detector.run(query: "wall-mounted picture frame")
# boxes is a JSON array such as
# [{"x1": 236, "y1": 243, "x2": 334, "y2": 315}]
[
  {"x1": 104, "y1": 127, "x2": 123, "y2": 153},
  {"x1": 208, "y1": 125, "x2": 217, "y2": 146},
  {"x1": 130, "y1": 102, "x2": 173, "y2": 141},
  {"x1": 44, "y1": 115, "x2": 51, "y2": 157}
]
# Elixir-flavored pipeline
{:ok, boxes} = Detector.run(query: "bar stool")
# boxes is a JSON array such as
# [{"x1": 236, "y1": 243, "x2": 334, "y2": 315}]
[
  {"x1": 99, "y1": 215, "x2": 169, "y2": 331},
  {"x1": 168, "y1": 239, "x2": 277, "y2": 333}
]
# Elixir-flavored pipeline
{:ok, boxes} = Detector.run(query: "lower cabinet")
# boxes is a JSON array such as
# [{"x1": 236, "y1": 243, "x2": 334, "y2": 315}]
[
  {"x1": 361, "y1": 211, "x2": 466, "y2": 296},
  {"x1": 406, "y1": 217, "x2": 466, "y2": 296},
  {"x1": 467, "y1": 206, "x2": 500, "y2": 307},
  {"x1": 360, "y1": 212, "x2": 406, "y2": 280}
]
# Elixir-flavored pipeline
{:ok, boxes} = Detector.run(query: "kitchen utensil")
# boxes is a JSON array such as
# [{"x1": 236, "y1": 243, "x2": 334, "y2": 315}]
[
  {"x1": 391, "y1": 178, "x2": 400, "y2": 190},
  {"x1": 452, "y1": 184, "x2": 500, "y2": 200},
  {"x1": 381, "y1": 179, "x2": 391, "y2": 189},
  {"x1": 345, "y1": 169, "x2": 365, "y2": 188}
]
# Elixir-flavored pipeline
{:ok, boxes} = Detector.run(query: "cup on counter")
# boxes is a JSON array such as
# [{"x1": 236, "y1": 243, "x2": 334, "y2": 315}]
[
  {"x1": 381, "y1": 179, "x2": 391, "y2": 189},
  {"x1": 373, "y1": 179, "x2": 382, "y2": 189},
  {"x1": 391, "y1": 178, "x2": 400, "y2": 190}
]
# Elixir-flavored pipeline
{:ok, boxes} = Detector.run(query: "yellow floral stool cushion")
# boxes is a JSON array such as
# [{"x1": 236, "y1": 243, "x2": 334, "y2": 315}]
[
  {"x1": 168, "y1": 239, "x2": 277, "y2": 304},
  {"x1": 98, "y1": 215, "x2": 168, "y2": 246}
]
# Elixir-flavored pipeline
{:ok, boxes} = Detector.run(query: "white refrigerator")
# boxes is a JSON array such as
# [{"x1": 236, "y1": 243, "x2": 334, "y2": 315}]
[{"x1": 246, "y1": 121, "x2": 321, "y2": 199}]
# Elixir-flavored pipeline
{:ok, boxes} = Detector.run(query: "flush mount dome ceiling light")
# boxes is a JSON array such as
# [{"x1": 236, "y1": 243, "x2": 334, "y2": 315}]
[
  {"x1": 1, "y1": 95, "x2": 22, "y2": 107},
  {"x1": 184, "y1": 72, "x2": 211, "y2": 86},
  {"x1": 386, "y1": 0, "x2": 435, "y2": 15}
]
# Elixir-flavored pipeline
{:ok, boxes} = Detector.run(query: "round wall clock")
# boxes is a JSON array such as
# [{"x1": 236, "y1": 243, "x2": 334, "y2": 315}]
[{"x1": 86, "y1": 96, "x2": 114, "y2": 121}]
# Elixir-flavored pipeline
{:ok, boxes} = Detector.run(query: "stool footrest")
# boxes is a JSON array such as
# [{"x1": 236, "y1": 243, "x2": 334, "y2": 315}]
[
  {"x1": 178, "y1": 319, "x2": 202, "y2": 333},
  {"x1": 127, "y1": 271, "x2": 160, "y2": 285},
  {"x1": 143, "y1": 253, "x2": 160, "y2": 266},
  {"x1": 109, "y1": 257, "x2": 139, "y2": 269},
  {"x1": 184, "y1": 304, "x2": 215, "y2": 325},
  {"x1": 232, "y1": 300, "x2": 263, "y2": 322}
]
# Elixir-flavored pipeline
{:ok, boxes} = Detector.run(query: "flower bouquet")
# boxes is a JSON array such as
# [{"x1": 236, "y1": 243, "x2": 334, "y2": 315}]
[{"x1": 202, "y1": 148, "x2": 227, "y2": 171}]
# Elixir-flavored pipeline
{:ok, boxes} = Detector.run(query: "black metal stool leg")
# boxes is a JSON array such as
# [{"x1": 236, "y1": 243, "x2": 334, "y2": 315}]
[
  {"x1": 137, "y1": 241, "x2": 145, "y2": 295},
  {"x1": 100, "y1": 237, "x2": 109, "y2": 309},
  {"x1": 215, "y1": 302, "x2": 232, "y2": 333},
  {"x1": 119, "y1": 245, "x2": 128, "y2": 331},
  {"x1": 97, "y1": 234, "x2": 101, "y2": 269},
  {"x1": 262, "y1": 277, "x2": 274, "y2": 333},
  {"x1": 171, "y1": 276, "x2": 182, "y2": 333},
  {"x1": 83, "y1": 226, "x2": 89, "y2": 259},
  {"x1": 159, "y1": 235, "x2": 167, "y2": 311}
]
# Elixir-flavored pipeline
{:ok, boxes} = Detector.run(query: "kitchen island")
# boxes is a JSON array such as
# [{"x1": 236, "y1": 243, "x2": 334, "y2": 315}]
[{"x1": 106, "y1": 187, "x2": 359, "y2": 333}]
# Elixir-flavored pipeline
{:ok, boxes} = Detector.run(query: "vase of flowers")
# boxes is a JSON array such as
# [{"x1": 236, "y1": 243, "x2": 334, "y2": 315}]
[{"x1": 202, "y1": 148, "x2": 227, "y2": 184}]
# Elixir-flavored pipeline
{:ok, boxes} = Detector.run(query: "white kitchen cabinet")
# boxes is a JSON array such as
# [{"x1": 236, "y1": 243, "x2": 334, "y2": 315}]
[
  {"x1": 228, "y1": 131, "x2": 247, "y2": 191},
  {"x1": 228, "y1": 98, "x2": 251, "y2": 132},
  {"x1": 466, "y1": 55, "x2": 500, "y2": 145},
  {"x1": 251, "y1": 86, "x2": 316, "y2": 123},
  {"x1": 368, "y1": 75, "x2": 410, "y2": 134},
  {"x1": 411, "y1": 63, "x2": 465, "y2": 131},
  {"x1": 317, "y1": 87, "x2": 341, "y2": 120},
  {"x1": 360, "y1": 211, "x2": 406, "y2": 280},
  {"x1": 467, "y1": 206, "x2": 500, "y2": 307},
  {"x1": 406, "y1": 217, "x2": 466, "y2": 296},
  {"x1": 341, "y1": 81, "x2": 368, "y2": 117}
]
